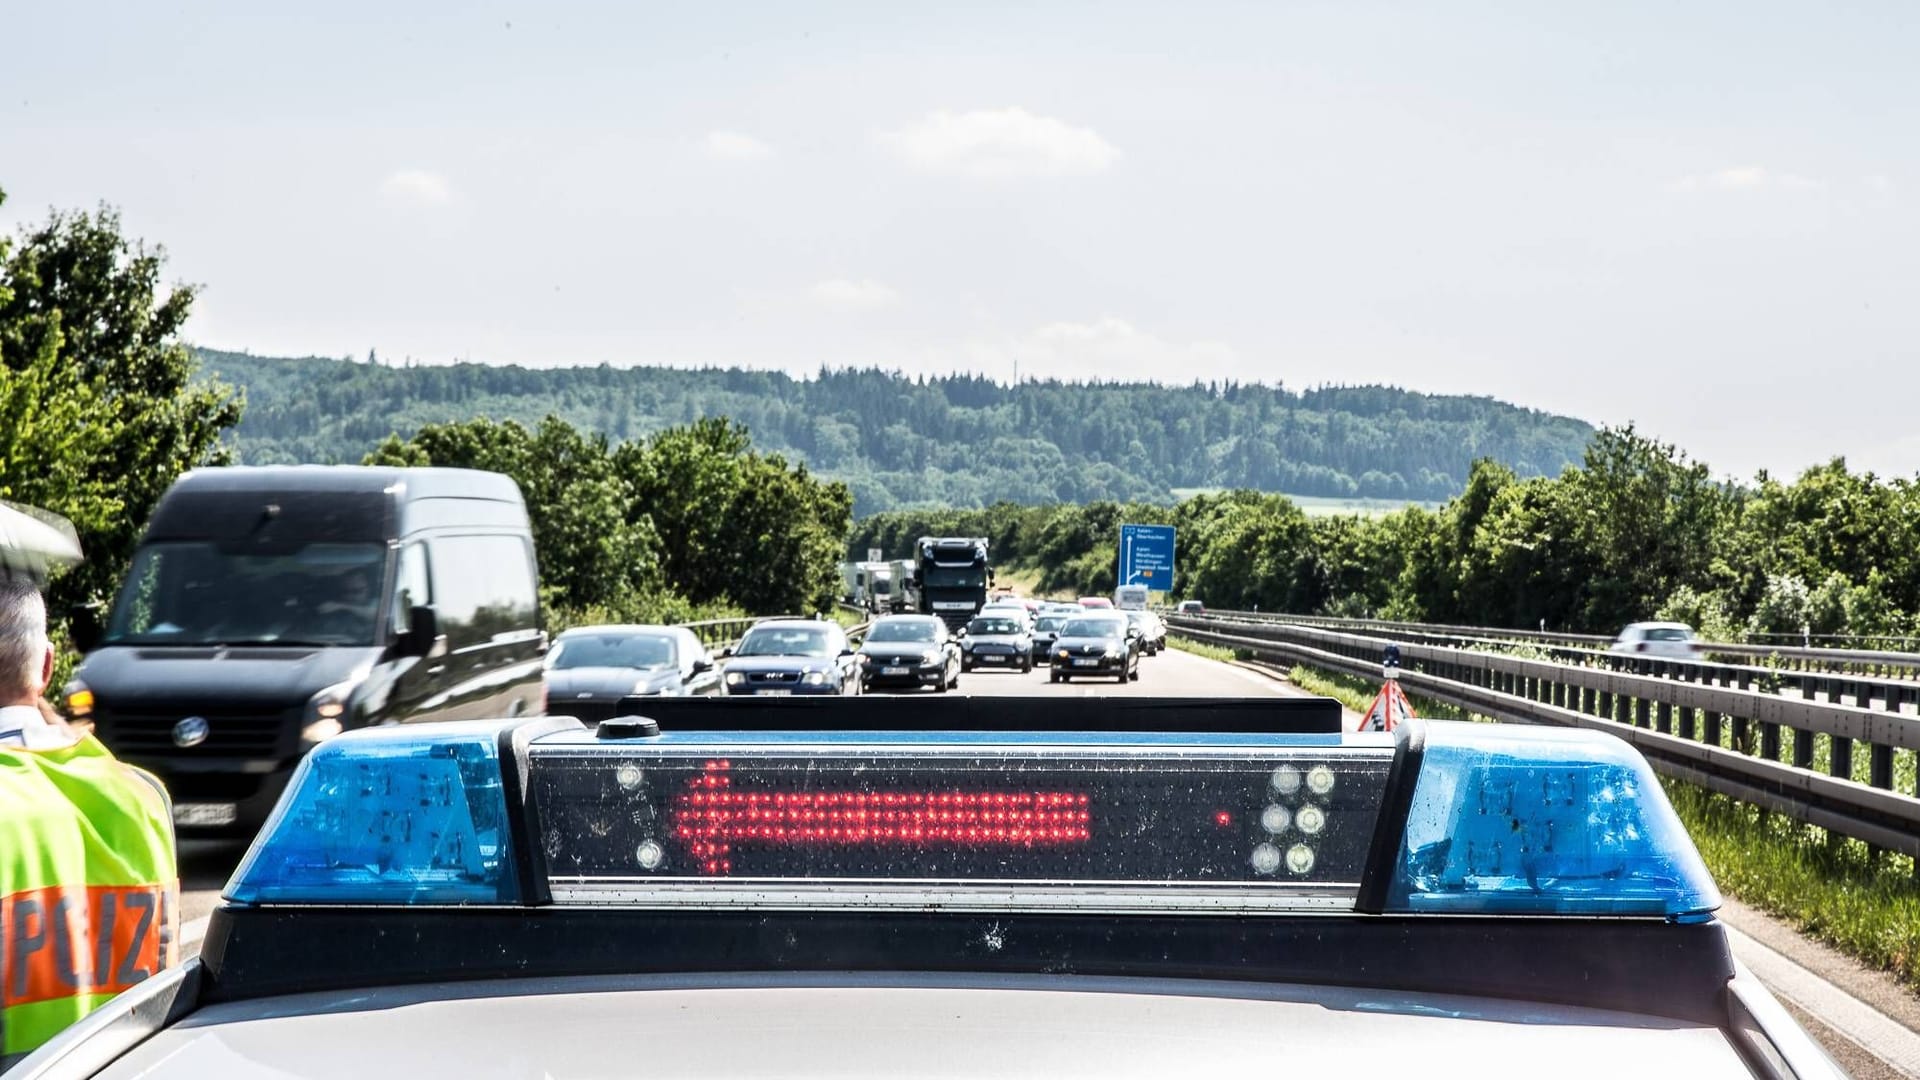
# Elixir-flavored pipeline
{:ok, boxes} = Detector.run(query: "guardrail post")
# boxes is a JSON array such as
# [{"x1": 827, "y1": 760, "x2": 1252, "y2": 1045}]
[
  {"x1": 1678, "y1": 704, "x2": 1695, "y2": 741},
  {"x1": 1598, "y1": 688, "x2": 1613, "y2": 722},
  {"x1": 1656, "y1": 700, "x2": 1673, "y2": 735},
  {"x1": 1761, "y1": 718, "x2": 1781, "y2": 762},
  {"x1": 1634, "y1": 697, "x2": 1651, "y2": 730},
  {"x1": 1581, "y1": 686, "x2": 1595, "y2": 715},
  {"x1": 1703, "y1": 708, "x2": 1722, "y2": 748}
]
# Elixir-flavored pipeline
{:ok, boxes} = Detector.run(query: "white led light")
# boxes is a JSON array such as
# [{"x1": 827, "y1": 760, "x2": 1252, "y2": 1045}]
[
  {"x1": 1286, "y1": 844, "x2": 1316, "y2": 875},
  {"x1": 1271, "y1": 764, "x2": 1302, "y2": 795},
  {"x1": 615, "y1": 763, "x2": 644, "y2": 791},
  {"x1": 1260, "y1": 804, "x2": 1291, "y2": 834},
  {"x1": 1295, "y1": 804, "x2": 1326, "y2": 836},
  {"x1": 1250, "y1": 843, "x2": 1282, "y2": 875},
  {"x1": 637, "y1": 840, "x2": 665, "y2": 870},
  {"x1": 1306, "y1": 765, "x2": 1336, "y2": 796}
]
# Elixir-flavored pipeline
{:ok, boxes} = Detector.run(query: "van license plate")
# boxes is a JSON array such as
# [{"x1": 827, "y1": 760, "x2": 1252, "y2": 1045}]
[{"x1": 174, "y1": 803, "x2": 238, "y2": 827}]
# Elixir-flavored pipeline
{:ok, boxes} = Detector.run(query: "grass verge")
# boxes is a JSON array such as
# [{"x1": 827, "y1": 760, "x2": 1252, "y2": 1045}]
[
  {"x1": 1286, "y1": 657, "x2": 1920, "y2": 994},
  {"x1": 1166, "y1": 635, "x2": 1240, "y2": 664}
]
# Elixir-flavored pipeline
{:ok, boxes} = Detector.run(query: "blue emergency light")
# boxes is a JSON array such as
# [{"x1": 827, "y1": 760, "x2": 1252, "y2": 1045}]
[{"x1": 224, "y1": 715, "x2": 1719, "y2": 922}]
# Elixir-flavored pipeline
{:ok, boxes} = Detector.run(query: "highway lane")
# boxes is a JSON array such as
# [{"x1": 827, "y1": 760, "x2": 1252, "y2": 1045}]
[{"x1": 174, "y1": 646, "x2": 1295, "y2": 949}]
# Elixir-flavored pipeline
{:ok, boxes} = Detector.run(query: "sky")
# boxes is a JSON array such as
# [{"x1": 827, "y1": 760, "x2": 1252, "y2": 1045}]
[{"x1": 3, "y1": 1, "x2": 1916, "y2": 482}]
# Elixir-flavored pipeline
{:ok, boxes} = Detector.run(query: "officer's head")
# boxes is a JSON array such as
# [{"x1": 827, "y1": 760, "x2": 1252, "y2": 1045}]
[{"x1": 0, "y1": 578, "x2": 54, "y2": 706}]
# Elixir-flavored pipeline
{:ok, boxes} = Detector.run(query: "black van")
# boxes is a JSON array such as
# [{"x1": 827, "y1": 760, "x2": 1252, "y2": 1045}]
[{"x1": 66, "y1": 466, "x2": 546, "y2": 835}]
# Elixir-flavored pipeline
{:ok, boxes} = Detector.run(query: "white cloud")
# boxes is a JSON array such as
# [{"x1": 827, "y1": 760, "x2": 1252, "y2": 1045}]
[
  {"x1": 1669, "y1": 166, "x2": 1821, "y2": 193},
  {"x1": 704, "y1": 130, "x2": 774, "y2": 161},
  {"x1": 379, "y1": 168, "x2": 453, "y2": 206},
  {"x1": 809, "y1": 278, "x2": 898, "y2": 311},
  {"x1": 883, "y1": 107, "x2": 1120, "y2": 179}
]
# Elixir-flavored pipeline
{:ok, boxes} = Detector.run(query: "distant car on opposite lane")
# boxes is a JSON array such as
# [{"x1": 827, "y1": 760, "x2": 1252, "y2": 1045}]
[
  {"x1": 722, "y1": 619, "x2": 861, "y2": 695},
  {"x1": 1610, "y1": 621, "x2": 1703, "y2": 661},
  {"x1": 961, "y1": 613, "x2": 1034, "y2": 673},
  {"x1": 1050, "y1": 612, "x2": 1140, "y2": 684},
  {"x1": 546, "y1": 625, "x2": 719, "y2": 722},
  {"x1": 1176, "y1": 599, "x2": 1206, "y2": 614},
  {"x1": 858, "y1": 615, "x2": 961, "y2": 692}
]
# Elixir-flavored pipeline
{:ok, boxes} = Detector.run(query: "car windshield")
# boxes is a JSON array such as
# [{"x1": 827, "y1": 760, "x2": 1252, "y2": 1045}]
[
  {"x1": 968, "y1": 617, "x2": 1023, "y2": 635},
  {"x1": 550, "y1": 633, "x2": 675, "y2": 671},
  {"x1": 1061, "y1": 618, "x2": 1123, "y2": 638},
  {"x1": 1645, "y1": 628, "x2": 1695, "y2": 642},
  {"x1": 103, "y1": 541, "x2": 387, "y2": 646},
  {"x1": 924, "y1": 566, "x2": 986, "y2": 589},
  {"x1": 735, "y1": 626, "x2": 835, "y2": 657},
  {"x1": 1035, "y1": 616, "x2": 1068, "y2": 632},
  {"x1": 866, "y1": 621, "x2": 939, "y2": 643}
]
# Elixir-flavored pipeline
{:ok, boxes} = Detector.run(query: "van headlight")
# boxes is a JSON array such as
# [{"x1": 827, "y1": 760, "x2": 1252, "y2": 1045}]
[{"x1": 301, "y1": 678, "x2": 361, "y2": 745}]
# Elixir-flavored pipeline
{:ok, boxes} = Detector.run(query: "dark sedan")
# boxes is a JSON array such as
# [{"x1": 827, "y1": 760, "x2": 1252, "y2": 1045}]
[
  {"x1": 721, "y1": 619, "x2": 861, "y2": 696},
  {"x1": 1049, "y1": 613, "x2": 1140, "y2": 684},
  {"x1": 1030, "y1": 613, "x2": 1071, "y2": 661},
  {"x1": 546, "y1": 625, "x2": 719, "y2": 723},
  {"x1": 858, "y1": 615, "x2": 961, "y2": 692}
]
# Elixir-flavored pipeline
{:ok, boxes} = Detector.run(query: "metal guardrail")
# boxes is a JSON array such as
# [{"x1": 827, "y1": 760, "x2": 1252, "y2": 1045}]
[
  {"x1": 1167, "y1": 613, "x2": 1920, "y2": 863},
  {"x1": 1198, "y1": 609, "x2": 1920, "y2": 680}
]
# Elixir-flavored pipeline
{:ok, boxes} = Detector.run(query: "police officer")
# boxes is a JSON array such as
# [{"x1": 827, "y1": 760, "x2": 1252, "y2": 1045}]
[{"x1": 1, "y1": 578, "x2": 179, "y2": 1067}]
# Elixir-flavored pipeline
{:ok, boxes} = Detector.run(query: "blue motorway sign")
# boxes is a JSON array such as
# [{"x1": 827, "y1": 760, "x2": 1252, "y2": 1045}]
[{"x1": 1118, "y1": 524, "x2": 1176, "y2": 589}]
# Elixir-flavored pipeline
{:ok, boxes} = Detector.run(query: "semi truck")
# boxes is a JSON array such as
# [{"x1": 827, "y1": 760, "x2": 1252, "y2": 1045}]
[
  {"x1": 912, "y1": 535, "x2": 993, "y2": 630},
  {"x1": 839, "y1": 560, "x2": 906, "y2": 614}
]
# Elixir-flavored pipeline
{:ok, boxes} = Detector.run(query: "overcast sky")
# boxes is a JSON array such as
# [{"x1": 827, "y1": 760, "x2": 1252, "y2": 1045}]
[{"x1": 3, "y1": 2, "x2": 1915, "y2": 481}]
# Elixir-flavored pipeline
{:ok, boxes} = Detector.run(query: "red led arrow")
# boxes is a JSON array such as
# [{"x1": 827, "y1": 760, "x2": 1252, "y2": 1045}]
[{"x1": 671, "y1": 760, "x2": 1091, "y2": 875}]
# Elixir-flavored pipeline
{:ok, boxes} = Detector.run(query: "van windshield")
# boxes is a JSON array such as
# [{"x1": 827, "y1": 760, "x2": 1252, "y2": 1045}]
[{"x1": 104, "y1": 541, "x2": 388, "y2": 646}]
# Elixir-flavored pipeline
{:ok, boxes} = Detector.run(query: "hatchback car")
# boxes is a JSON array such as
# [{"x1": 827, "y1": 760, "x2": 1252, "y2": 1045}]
[
  {"x1": 960, "y1": 614, "x2": 1034, "y2": 672},
  {"x1": 1050, "y1": 613, "x2": 1140, "y2": 683},
  {"x1": 858, "y1": 615, "x2": 961, "y2": 692},
  {"x1": 546, "y1": 625, "x2": 719, "y2": 722},
  {"x1": 721, "y1": 619, "x2": 860, "y2": 695},
  {"x1": 1610, "y1": 621, "x2": 1702, "y2": 660},
  {"x1": 1030, "y1": 612, "x2": 1071, "y2": 661}
]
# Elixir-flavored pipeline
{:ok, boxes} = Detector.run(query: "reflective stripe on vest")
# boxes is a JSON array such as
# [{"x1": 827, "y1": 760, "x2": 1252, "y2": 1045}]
[{"x1": 1, "y1": 734, "x2": 178, "y2": 1058}]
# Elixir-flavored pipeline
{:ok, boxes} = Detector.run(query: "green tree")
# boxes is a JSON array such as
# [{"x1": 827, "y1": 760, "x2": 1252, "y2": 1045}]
[{"x1": 0, "y1": 192, "x2": 242, "y2": 632}]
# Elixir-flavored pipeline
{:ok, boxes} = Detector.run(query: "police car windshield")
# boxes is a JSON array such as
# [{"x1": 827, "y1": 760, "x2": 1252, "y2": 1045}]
[
  {"x1": 866, "y1": 621, "x2": 939, "y2": 643},
  {"x1": 1061, "y1": 617, "x2": 1124, "y2": 638},
  {"x1": 550, "y1": 633, "x2": 675, "y2": 671},
  {"x1": 735, "y1": 626, "x2": 835, "y2": 657},
  {"x1": 102, "y1": 541, "x2": 386, "y2": 647},
  {"x1": 968, "y1": 617, "x2": 1023, "y2": 635}
]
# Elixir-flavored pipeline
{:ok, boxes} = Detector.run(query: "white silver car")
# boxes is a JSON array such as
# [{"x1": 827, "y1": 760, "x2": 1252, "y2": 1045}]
[{"x1": 1610, "y1": 621, "x2": 1703, "y2": 660}]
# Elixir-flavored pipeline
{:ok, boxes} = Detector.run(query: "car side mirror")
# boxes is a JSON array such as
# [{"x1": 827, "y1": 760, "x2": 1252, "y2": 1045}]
[
  {"x1": 397, "y1": 604, "x2": 445, "y2": 659},
  {"x1": 692, "y1": 656, "x2": 715, "y2": 673},
  {"x1": 719, "y1": 645, "x2": 735, "y2": 659},
  {"x1": 840, "y1": 647, "x2": 857, "y2": 658}
]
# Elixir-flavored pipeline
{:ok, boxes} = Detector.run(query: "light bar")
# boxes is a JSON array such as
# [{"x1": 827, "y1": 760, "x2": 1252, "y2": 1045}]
[
  {"x1": 224, "y1": 712, "x2": 1724, "y2": 922},
  {"x1": 225, "y1": 722, "x2": 519, "y2": 905},
  {"x1": 1385, "y1": 723, "x2": 1720, "y2": 919}
]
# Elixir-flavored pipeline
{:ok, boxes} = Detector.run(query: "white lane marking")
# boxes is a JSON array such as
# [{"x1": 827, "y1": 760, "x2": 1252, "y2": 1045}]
[
  {"x1": 1725, "y1": 923, "x2": 1920, "y2": 1077},
  {"x1": 180, "y1": 915, "x2": 211, "y2": 947}
]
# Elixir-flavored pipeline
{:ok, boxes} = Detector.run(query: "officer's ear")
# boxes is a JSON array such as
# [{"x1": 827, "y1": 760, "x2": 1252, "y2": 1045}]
[{"x1": 36, "y1": 641, "x2": 53, "y2": 693}]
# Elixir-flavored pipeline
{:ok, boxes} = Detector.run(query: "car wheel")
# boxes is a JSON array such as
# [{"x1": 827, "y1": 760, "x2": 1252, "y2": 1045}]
[
  {"x1": 934, "y1": 674, "x2": 947, "y2": 693},
  {"x1": 1129, "y1": 666, "x2": 1141, "y2": 681}
]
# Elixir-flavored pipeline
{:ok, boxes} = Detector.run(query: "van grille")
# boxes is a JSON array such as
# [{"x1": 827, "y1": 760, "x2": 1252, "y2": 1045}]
[{"x1": 94, "y1": 705, "x2": 294, "y2": 757}]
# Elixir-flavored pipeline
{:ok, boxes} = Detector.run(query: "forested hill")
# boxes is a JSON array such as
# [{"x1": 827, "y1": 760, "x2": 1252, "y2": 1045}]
[{"x1": 196, "y1": 349, "x2": 1596, "y2": 516}]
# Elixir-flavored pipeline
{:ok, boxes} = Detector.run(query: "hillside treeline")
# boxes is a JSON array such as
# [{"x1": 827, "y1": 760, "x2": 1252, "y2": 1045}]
[
  {"x1": 368, "y1": 416, "x2": 852, "y2": 623},
  {"x1": 201, "y1": 350, "x2": 1595, "y2": 515},
  {"x1": 853, "y1": 428, "x2": 1920, "y2": 643}
]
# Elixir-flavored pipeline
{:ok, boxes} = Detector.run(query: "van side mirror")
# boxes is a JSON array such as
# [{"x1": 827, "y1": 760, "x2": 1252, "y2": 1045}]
[
  {"x1": 397, "y1": 604, "x2": 444, "y2": 659},
  {"x1": 67, "y1": 610, "x2": 101, "y2": 655},
  {"x1": 692, "y1": 656, "x2": 715, "y2": 674}
]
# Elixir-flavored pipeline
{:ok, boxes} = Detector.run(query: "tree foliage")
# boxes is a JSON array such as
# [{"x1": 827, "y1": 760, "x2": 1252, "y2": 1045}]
[
  {"x1": 370, "y1": 414, "x2": 851, "y2": 620},
  {"x1": 201, "y1": 350, "x2": 1595, "y2": 514},
  {"x1": 0, "y1": 191, "x2": 242, "y2": 635}
]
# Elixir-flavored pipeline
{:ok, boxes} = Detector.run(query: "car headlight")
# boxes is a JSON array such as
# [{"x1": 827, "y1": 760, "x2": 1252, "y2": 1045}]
[
  {"x1": 802, "y1": 671, "x2": 830, "y2": 686},
  {"x1": 63, "y1": 679, "x2": 93, "y2": 719},
  {"x1": 1104, "y1": 646, "x2": 1124, "y2": 659},
  {"x1": 860, "y1": 653, "x2": 877, "y2": 666},
  {"x1": 921, "y1": 650, "x2": 943, "y2": 665},
  {"x1": 301, "y1": 678, "x2": 362, "y2": 744},
  {"x1": 724, "y1": 671, "x2": 746, "y2": 686},
  {"x1": 1055, "y1": 649, "x2": 1069, "y2": 660}
]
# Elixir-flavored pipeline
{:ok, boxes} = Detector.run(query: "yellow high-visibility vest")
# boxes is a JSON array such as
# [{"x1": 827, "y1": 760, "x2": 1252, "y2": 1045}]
[{"x1": 1, "y1": 734, "x2": 178, "y2": 1062}]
